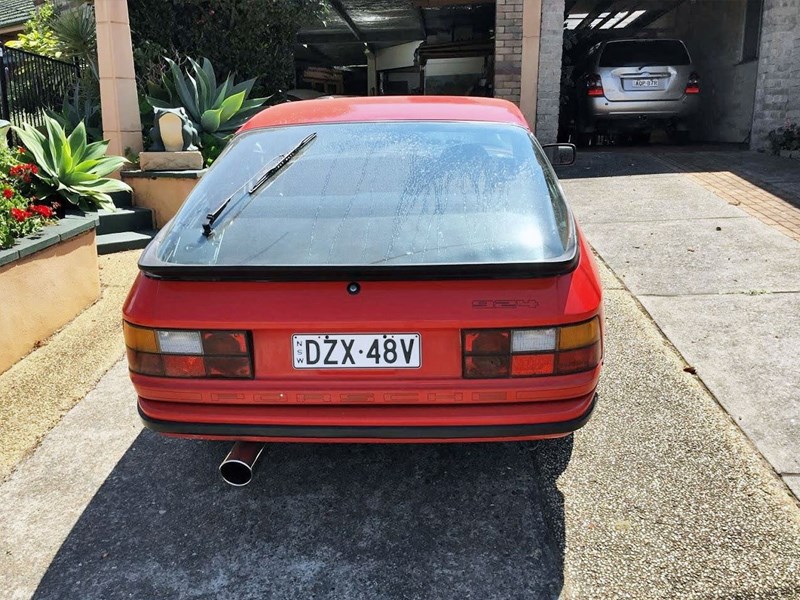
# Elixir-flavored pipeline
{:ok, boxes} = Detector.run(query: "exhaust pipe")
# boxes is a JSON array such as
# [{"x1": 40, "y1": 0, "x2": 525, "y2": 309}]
[{"x1": 219, "y1": 442, "x2": 265, "y2": 486}]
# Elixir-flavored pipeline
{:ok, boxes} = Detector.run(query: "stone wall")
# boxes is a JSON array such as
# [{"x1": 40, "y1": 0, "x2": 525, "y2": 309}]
[
  {"x1": 494, "y1": 0, "x2": 523, "y2": 105},
  {"x1": 535, "y1": 0, "x2": 565, "y2": 143},
  {"x1": 751, "y1": 0, "x2": 800, "y2": 150},
  {"x1": 673, "y1": 0, "x2": 758, "y2": 144}
]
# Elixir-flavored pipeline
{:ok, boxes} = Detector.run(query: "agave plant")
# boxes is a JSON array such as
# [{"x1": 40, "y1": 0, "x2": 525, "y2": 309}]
[
  {"x1": 13, "y1": 117, "x2": 130, "y2": 211},
  {"x1": 147, "y1": 57, "x2": 269, "y2": 140},
  {"x1": 46, "y1": 83, "x2": 103, "y2": 143}
]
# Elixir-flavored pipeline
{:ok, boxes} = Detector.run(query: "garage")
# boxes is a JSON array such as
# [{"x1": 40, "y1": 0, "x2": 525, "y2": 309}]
[
  {"x1": 295, "y1": 1, "x2": 497, "y2": 99},
  {"x1": 559, "y1": 0, "x2": 765, "y2": 145}
]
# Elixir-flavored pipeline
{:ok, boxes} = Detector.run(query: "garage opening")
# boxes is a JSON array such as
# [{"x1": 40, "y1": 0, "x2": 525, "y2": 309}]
[
  {"x1": 560, "y1": 0, "x2": 763, "y2": 146},
  {"x1": 294, "y1": 1, "x2": 496, "y2": 99}
]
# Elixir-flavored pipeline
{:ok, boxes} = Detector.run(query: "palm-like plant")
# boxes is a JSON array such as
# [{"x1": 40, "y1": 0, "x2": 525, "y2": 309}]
[
  {"x1": 46, "y1": 83, "x2": 103, "y2": 143},
  {"x1": 13, "y1": 117, "x2": 130, "y2": 211},
  {"x1": 50, "y1": 3, "x2": 98, "y2": 79},
  {"x1": 147, "y1": 57, "x2": 269, "y2": 140}
]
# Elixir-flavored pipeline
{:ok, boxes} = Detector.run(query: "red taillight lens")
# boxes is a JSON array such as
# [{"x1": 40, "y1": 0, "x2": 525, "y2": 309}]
[
  {"x1": 555, "y1": 341, "x2": 602, "y2": 375},
  {"x1": 685, "y1": 72, "x2": 700, "y2": 94},
  {"x1": 463, "y1": 317, "x2": 601, "y2": 379},
  {"x1": 464, "y1": 330, "x2": 510, "y2": 354},
  {"x1": 124, "y1": 323, "x2": 253, "y2": 378},
  {"x1": 586, "y1": 74, "x2": 604, "y2": 97}
]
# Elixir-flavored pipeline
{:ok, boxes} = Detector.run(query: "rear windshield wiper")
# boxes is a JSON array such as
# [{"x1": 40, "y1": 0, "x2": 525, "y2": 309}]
[{"x1": 202, "y1": 132, "x2": 317, "y2": 237}]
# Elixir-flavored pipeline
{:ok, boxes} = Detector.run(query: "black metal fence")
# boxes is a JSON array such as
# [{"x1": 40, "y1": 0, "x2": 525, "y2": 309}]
[{"x1": 0, "y1": 46, "x2": 80, "y2": 132}]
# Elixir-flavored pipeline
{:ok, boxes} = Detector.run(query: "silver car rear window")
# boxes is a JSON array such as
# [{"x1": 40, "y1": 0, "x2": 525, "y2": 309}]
[
  {"x1": 599, "y1": 40, "x2": 690, "y2": 67},
  {"x1": 148, "y1": 121, "x2": 575, "y2": 269}
]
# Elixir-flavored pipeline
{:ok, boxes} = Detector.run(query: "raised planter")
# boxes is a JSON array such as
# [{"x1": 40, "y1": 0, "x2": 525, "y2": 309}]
[
  {"x1": 121, "y1": 169, "x2": 206, "y2": 228},
  {"x1": 0, "y1": 213, "x2": 101, "y2": 374}
]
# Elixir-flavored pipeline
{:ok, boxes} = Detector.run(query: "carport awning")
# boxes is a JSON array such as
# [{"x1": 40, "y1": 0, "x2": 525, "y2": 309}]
[{"x1": 296, "y1": 0, "x2": 496, "y2": 67}]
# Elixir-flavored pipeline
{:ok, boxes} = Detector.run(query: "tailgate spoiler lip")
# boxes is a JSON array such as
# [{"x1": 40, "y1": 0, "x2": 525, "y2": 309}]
[{"x1": 137, "y1": 247, "x2": 580, "y2": 283}]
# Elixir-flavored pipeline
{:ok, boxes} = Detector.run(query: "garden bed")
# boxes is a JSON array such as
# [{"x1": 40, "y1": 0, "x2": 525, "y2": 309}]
[{"x1": 0, "y1": 212, "x2": 101, "y2": 374}]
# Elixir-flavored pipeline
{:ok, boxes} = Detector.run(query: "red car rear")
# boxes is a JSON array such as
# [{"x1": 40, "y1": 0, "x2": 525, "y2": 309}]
[{"x1": 123, "y1": 97, "x2": 602, "y2": 481}]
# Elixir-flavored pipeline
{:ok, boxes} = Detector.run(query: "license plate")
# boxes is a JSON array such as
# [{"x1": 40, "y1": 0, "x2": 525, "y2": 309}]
[
  {"x1": 292, "y1": 334, "x2": 421, "y2": 369},
  {"x1": 631, "y1": 78, "x2": 660, "y2": 88}
]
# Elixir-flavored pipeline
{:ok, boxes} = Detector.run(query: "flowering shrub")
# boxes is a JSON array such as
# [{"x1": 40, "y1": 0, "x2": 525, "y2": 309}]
[{"x1": 0, "y1": 145, "x2": 59, "y2": 250}]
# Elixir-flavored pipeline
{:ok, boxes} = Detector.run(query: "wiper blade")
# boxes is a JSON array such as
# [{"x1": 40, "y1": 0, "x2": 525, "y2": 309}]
[
  {"x1": 202, "y1": 195, "x2": 232, "y2": 237},
  {"x1": 248, "y1": 132, "x2": 317, "y2": 195},
  {"x1": 201, "y1": 132, "x2": 317, "y2": 237}
]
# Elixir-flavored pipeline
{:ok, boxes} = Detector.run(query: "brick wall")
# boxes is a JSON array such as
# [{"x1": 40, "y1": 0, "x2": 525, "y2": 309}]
[
  {"x1": 494, "y1": 0, "x2": 523, "y2": 105},
  {"x1": 535, "y1": 0, "x2": 565, "y2": 143},
  {"x1": 750, "y1": 0, "x2": 800, "y2": 149},
  {"x1": 494, "y1": 0, "x2": 564, "y2": 142}
]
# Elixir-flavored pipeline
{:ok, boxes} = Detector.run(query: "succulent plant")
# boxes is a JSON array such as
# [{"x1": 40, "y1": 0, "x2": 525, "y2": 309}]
[
  {"x1": 146, "y1": 57, "x2": 270, "y2": 141},
  {"x1": 13, "y1": 117, "x2": 130, "y2": 211}
]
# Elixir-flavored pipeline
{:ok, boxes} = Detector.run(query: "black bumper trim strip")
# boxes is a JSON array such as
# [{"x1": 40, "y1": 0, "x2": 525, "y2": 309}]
[{"x1": 138, "y1": 395, "x2": 596, "y2": 440}]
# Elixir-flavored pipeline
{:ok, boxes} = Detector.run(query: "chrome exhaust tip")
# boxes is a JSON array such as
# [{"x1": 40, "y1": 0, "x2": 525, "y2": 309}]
[{"x1": 219, "y1": 442, "x2": 265, "y2": 487}]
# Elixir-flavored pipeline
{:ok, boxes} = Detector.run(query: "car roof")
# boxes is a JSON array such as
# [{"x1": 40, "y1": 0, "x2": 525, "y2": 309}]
[{"x1": 239, "y1": 96, "x2": 529, "y2": 133}]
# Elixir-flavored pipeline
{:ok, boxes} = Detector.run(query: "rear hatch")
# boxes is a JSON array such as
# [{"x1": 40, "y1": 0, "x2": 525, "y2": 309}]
[
  {"x1": 136, "y1": 119, "x2": 595, "y2": 398},
  {"x1": 596, "y1": 39, "x2": 693, "y2": 102}
]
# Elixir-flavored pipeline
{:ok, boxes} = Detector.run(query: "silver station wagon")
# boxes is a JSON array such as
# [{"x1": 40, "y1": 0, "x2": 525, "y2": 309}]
[{"x1": 574, "y1": 38, "x2": 700, "y2": 144}]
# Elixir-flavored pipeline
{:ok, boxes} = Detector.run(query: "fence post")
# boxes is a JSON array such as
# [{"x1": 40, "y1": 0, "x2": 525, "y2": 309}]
[
  {"x1": 0, "y1": 47, "x2": 10, "y2": 146},
  {"x1": 0, "y1": 47, "x2": 10, "y2": 123}
]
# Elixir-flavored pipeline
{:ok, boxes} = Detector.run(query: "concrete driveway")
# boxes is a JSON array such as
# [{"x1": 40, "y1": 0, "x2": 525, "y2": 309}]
[
  {"x1": 558, "y1": 148, "x2": 800, "y2": 498},
  {"x1": 2, "y1": 258, "x2": 799, "y2": 599},
  {"x1": 2, "y1": 149, "x2": 800, "y2": 599}
]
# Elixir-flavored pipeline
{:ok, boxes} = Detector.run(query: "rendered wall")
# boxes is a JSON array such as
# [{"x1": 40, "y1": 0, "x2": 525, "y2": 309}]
[{"x1": 0, "y1": 231, "x2": 100, "y2": 374}]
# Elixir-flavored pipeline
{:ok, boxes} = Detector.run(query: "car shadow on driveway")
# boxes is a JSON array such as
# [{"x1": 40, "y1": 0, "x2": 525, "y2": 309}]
[{"x1": 32, "y1": 431, "x2": 572, "y2": 600}]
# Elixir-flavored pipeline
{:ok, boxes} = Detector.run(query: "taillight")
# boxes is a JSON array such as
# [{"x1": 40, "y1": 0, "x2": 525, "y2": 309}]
[
  {"x1": 462, "y1": 317, "x2": 601, "y2": 379},
  {"x1": 123, "y1": 322, "x2": 253, "y2": 378},
  {"x1": 685, "y1": 72, "x2": 700, "y2": 94},
  {"x1": 586, "y1": 74, "x2": 604, "y2": 97}
]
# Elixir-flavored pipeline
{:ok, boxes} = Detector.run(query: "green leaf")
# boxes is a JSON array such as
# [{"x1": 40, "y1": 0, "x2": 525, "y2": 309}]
[
  {"x1": 68, "y1": 121, "x2": 88, "y2": 160},
  {"x1": 167, "y1": 58, "x2": 200, "y2": 122},
  {"x1": 12, "y1": 125, "x2": 56, "y2": 177},
  {"x1": 212, "y1": 74, "x2": 233, "y2": 109},
  {"x1": 219, "y1": 91, "x2": 245, "y2": 123},
  {"x1": 146, "y1": 96, "x2": 178, "y2": 110},
  {"x1": 200, "y1": 108, "x2": 222, "y2": 133},
  {"x1": 201, "y1": 58, "x2": 217, "y2": 94},
  {"x1": 82, "y1": 139, "x2": 111, "y2": 162},
  {"x1": 230, "y1": 77, "x2": 257, "y2": 99},
  {"x1": 85, "y1": 155, "x2": 128, "y2": 177}
]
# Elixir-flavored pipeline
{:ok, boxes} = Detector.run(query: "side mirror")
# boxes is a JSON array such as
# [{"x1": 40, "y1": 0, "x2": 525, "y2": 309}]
[{"x1": 542, "y1": 143, "x2": 577, "y2": 166}]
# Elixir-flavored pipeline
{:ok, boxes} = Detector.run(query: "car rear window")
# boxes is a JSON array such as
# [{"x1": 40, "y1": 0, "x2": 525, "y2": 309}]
[
  {"x1": 144, "y1": 121, "x2": 576, "y2": 273},
  {"x1": 598, "y1": 40, "x2": 690, "y2": 67}
]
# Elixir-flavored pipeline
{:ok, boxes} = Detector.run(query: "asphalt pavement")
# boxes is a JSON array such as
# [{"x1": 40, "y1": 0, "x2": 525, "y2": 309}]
[{"x1": 1, "y1": 257, "x2": 799, "y2": 599}]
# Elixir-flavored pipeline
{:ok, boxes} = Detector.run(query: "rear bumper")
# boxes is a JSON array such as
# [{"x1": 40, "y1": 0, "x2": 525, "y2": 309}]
[
  {"x1": 138, "y1": 392, "x2": 597, "y2": 442},
  {"x1": 582, "y1": 95, "x2": 699, "y2": 128}
]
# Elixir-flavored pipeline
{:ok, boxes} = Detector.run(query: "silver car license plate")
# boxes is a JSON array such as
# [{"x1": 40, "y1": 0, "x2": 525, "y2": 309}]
[
  {"x1": 292, "y1": 333, "x2": 421, "y2": 369},
  {"x1": 631, "y1": 78, "x2": 660, "y2": 88}
]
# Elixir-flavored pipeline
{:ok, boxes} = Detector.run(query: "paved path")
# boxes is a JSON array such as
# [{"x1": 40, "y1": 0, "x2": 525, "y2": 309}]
[
  {"x1": 559, "y1": 150, "x2": 800, "y2": 498},
  {"x1": 2, "y1": 261, "x2": 799, "y2": 599}
]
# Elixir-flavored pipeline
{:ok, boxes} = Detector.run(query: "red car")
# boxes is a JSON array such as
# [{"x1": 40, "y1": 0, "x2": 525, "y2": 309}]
[{"x1": 123, "y1": 96, "x2": 603, "y2": 485}]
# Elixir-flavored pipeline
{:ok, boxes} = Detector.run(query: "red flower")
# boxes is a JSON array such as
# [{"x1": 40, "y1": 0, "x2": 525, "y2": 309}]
[
  {"x1": 30, "y1": 205, "x2": 53, "y2": 218},
  {"x1": 9, "y1": 165, "x2": 20, "y2": 177},
  {"x1": 17, "y1": 147, "x2": 26, "y2": 154},
  {"x1": 2, "y1": 188, "x2": 12, "y2": 199},
  {"x1": 30, "y1": 164, "x2": 38, "y2": 174},
  {"x1": 10, "y1": 208, "x2": 30, "y2": 222}
]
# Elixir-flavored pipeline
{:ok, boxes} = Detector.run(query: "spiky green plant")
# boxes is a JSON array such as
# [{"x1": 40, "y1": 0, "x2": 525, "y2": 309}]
[
  {"x1": 46, "y1": 83, "x2": 103, "y2": 143},
  {"x1": 13, "y1": 117, "x2": 130, "y2": 211},
  {"x1": 146, "y1": 57, "x2": 269, "y2": 140}
]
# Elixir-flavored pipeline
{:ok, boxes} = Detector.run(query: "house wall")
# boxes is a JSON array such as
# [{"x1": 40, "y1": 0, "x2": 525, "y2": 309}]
[
  {"x1": 535, "y1": 0, "x2": 565, "y2": 142},
  {"x1": 673, "y1": 0, "x2": 758, "y2": 144},
  {"x1": 495, "y1": 0, "x2": 564, "y2": 142},
  {"x1": 750, "y1": 0, "x2": 800, "y2": 149}
]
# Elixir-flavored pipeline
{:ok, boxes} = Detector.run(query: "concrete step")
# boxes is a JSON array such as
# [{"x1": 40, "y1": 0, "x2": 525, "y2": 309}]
[
  {"x1": 97, "y1": 230, "x2": 156, "y2": 255},
  {"x1": 97, "y1": 206, "x2": 154, "y2": 235},
  {"x1": 110, "y1": 190, "x2": 133, "y2": 208}
]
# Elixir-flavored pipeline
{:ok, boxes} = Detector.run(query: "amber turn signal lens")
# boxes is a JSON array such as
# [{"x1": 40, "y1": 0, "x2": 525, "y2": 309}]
[
  {"x1": 123, "y1": 322, "x2": 158, "y2": 353},
  {"x1": 558, "y1": 317, "x2": 600, "y2": 351}
]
